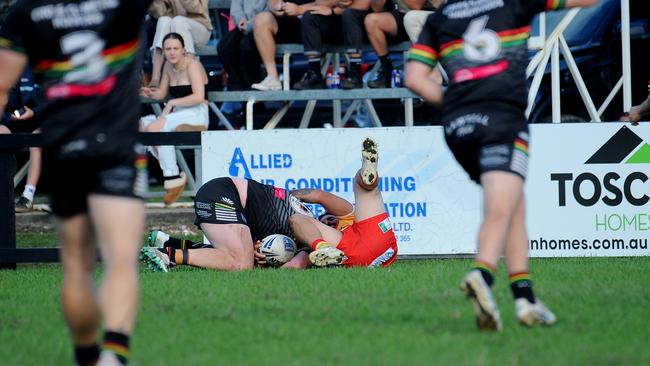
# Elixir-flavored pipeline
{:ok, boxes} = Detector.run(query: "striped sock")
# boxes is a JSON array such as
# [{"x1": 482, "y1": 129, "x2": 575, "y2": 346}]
[
  {"x1": 310, "y1": 238, "x2": 329, "y2": 251},
  {"x1": 74, "y1": 344, "x2": 99, "y2": 366},
  {"x1": 102, "y1": 331, "x2": 129, "y2": 365},
  {"x1": 473, "y1": 260, "x2": 496, "y2": 286},
  {"x1": 509, "y1": 272, "x2": 536, "y2": 303}
]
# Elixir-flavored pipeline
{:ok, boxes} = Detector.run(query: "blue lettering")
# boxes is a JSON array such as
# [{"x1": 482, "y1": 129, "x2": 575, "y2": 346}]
[
  {"x1": 283, "y1": 154, "x2": 292, "y2": 168},
  {"x1": 228, "y1": 148, "x2": 252, "y2": 178}
]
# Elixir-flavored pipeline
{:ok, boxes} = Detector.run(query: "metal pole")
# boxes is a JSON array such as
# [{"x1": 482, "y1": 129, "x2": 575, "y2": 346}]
[
  {"x1": 0, "y1": 152, "x2": 17, "y2": 270},
  {"x1": 621, "y1": 0, "x2": 632, "y2": 112},
  {"x1": 551, "y1": 40, "x2": 561, "y2": 123}
]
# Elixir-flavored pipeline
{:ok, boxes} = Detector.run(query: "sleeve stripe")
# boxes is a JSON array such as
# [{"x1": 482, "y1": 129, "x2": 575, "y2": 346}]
[
  {"x1": 546, "y1": 0, "x2": 566, "y2": 10},
  {"x1": 407, "y1": 52, "x2": 437, "y2": 68},
  {"x1": 0, "y1": 37, "x2": 26, "y2": 54}
]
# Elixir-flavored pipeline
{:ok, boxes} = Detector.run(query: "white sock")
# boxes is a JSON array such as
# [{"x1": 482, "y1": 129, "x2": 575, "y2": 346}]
[{"x1": 22, "y1": 185, "x2": 36, "y2": 201}]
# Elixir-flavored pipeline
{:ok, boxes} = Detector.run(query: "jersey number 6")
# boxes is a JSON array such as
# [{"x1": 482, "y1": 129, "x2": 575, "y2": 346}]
[{"x1": 462, "y1": 15, "x2": 501, "y2": 62}]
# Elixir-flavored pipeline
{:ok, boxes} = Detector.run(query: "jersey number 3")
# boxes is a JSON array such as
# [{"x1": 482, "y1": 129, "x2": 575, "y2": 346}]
[
  {"x1": 60, "y1": 31, "x2": 108, "y2": 84},
  {"x1": 462, "y1": 15, "x2": 500, "y2": 62}
]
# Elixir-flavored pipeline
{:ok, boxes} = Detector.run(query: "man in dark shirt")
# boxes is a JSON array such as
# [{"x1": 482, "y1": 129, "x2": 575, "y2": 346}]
[
  {"x1": 405, "y1": 0, "x2": 597, "y2": 331},
  {"x1": 0, "y1": 1, "x2": 152, "y2": 364}
]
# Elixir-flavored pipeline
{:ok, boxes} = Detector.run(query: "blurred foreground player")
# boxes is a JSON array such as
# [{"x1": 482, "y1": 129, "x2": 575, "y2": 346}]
[
  {"x1": 0, "y1": 1, "x2": 152, "y2": 364},
  {"x1": 405, "y1": 0, "x2": 597, "y2": 331}
]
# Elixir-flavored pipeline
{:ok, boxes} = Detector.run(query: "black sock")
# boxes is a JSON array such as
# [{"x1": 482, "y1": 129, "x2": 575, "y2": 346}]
[
  {"x1": 102, "y1": 331, "x2": 129, "y2": 365},
  {"x1": 473, "y1": 261, "x2": 495, "y2": 287},
  {"x1": 74, "y1": 344, "x2": 100, "y2": 366},
  {"x1": 308, "y1": 56, "x2": 321, "y2": 73},
  {"x1": 509, "y1": 273, "x2": 536, "y2": 303},
  {"x1": 379, "y1": 54, "x2": 392, "y2": 71},
  {"x1": 163, "y1": 237, "x2": 185, "y2": 249}
]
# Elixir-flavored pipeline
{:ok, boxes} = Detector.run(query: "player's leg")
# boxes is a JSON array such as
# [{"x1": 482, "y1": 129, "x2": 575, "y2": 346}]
[
  {"x1": 289, "y1": 214, "x2": 345, "y2": 266},
  {"x1": 354, "y1": 136, "x2": 386, "y2": 221},
  {"x1": 192, "y1": 223, "x2": 256, "y2": 271},
  {"x1": 504, "y1": 195, "x2": 556, "y2": 327},
  {"x1": 58, "y1": 214, "x2": 101, "y2": 366},
  {"x1": 88, "y1": 195, "x2": 144, "y2": 364}
]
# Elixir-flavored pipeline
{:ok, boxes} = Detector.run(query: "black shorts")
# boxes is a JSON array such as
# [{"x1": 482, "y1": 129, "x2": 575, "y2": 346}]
[
  {"x1": 388, "y1": 10, "x2": 410, "y2": 43},
  {"x1": 44, "y1": 149, "x2": 147, "y2": 218},
  {"x1": 0, "y1": 117, "x2": 40, "y2": 134},
  {"x1": 443, "y1": 103, "x2": 529, "y2": 184},
  {"x1": 194, "y1": 177, "x2": 248, "y2": 227},
  {"x1": 274, "y1": 15, "x2": 303, "y2": 44}
]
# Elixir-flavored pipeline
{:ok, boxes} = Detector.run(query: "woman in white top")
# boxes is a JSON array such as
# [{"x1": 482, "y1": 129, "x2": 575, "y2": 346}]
[{"x1": 140, "y1": 32, "x2": 209, "y2": 205}]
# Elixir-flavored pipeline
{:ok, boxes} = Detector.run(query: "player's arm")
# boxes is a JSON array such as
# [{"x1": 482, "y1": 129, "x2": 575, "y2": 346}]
[
  {"x1": 405, "y1": 61, "x2": 443, "y2": 106},
  {"x1": 291, "y1": 189, "x2": 353, "y2": 217},
  {"x1": 0, "y1": 49, "x2": 28, "y2": 116}
]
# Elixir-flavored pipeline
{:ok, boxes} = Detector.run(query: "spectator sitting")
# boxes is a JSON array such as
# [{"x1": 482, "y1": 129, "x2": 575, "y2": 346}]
[
  {"x1": 251, "y1": 0, "x2": 325, "y2": 91},
  {"x1": 293, "y1": 0, "x2": 371, "y2": 90},
  {"x1": 0, "y1": 71, "x2": 42, "y2": 213},
  {"x1": 218, "y1": 0, "x2": 268, "y2": 91},
  {"x1": 621, "y1": 80, "x2": 650, "y2": 125},
  {"x1": 140, "y1": 33, "x2": 209, "y2": 206},
  {"x1": 365, "y1": 0, "x2": 428, "y2": 88},
  {"x1": 148, "y1": 0, "x2": 213, "y2": 86}
]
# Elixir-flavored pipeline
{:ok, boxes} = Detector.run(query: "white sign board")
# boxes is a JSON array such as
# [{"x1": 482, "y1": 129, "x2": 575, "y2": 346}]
[
  {"x1": 202, "y1": 127, "x2": 481, "y2": 255},
  {"x1": 526, "y1": 123, "x2": 650, "y2": 257},
  {"x1": 202, "y1": 124, "x2": 650, "y2": 257}
]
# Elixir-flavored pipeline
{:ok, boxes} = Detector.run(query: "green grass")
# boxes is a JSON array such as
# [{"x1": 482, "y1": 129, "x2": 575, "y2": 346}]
[{"x1": 3, "y1": 235, "x2": 650, "y2": 365}]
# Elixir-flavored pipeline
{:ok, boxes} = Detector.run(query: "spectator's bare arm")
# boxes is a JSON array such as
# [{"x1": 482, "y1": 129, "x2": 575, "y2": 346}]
[
  {"x1": 0, "y1": 49, "x2": 27, "y2": 116},
  {"x1": 565, "y1": 0, "x2": 598, "y2": 8},
  {"x1": 403, "y1": 0, "x2": 427, "y2": 11},
  {"x1": 370, "y1": 0, "x2": 386, "y2": 12}
]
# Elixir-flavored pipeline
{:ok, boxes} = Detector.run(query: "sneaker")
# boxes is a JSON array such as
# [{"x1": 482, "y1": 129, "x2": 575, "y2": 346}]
[
  {"x1": 460, "y1": 270, "x2": 503, "y2": 331},
  {"x1": 163, "y1": 172, "x2": 186, "y2": 206},
  {"x1": 147, "y1": 230, "x2": 170, "y2": 248},
  {"x1": 360, "y1": 137, "x2": 379, "y2": 186},
  {"x1": 309, "y1": 246, "x2": 346, "y2": 267},
  {"x1": 293, "y1": 70, "x2": 325, "y2": 90},
  {"x1": 15, "y1": 196, "x2": 33, "y2": 213},
  {"x1": 341, "y1": 72, "x2": 363, "y2": 89},
  {"x1": 251, "y1": 75, "x2": 282, "y2": 91},
  {"x1": 139, "y1": 247, "x2": 172, "y2": 272},
  {"x1": 367, "y1": 66, "x2": 391, "y2": 88},
  {"x1": 515, "y1": 298, "x2": 557, "y2": 327}
]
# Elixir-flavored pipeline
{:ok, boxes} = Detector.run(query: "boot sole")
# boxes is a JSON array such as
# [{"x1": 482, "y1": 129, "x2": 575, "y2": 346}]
[
  {"x1": 361, "y1": 137, "x2": 378, "y2": 186},
  {"x1": 460, "y1": 272, "x2": 502, "y2": 331}
]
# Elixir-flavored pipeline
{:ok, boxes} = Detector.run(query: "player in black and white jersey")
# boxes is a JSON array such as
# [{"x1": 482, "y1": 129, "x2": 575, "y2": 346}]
[
  {"x1": 139, "y1": 177, "x2": 353, "y2": 271},
  {"x1": 0, "y1": 0, "x2": 152, "y2": 364},
  {"x1": 405, "y1": 0, "x2": 597, "y2": 331}
]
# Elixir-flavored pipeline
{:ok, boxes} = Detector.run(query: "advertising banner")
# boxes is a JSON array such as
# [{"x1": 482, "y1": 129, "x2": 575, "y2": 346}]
[
  {"x1": 526, "y1": 123, "x2": 650, "y2": 257},
  {"x1": 202, "y1": 123, "x2": 649, "y2": 257},
  {"x1": 202, "y1": 127, "x2": 481, "y2": 255}
]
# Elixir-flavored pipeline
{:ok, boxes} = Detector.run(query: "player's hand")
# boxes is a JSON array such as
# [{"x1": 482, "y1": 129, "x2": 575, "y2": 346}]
[
  {"x1": 11, "y1": 106, "x2": 33, "y2": 121},
  {"x1": 254, "y1": 240, "x2": 267, "y2": 266},
  {"x1": 282, "y1": 2, "x2": 301, "y2": 16},
  {"x1": 310, "y1": 5, "x2": 332, "y2": 15}
]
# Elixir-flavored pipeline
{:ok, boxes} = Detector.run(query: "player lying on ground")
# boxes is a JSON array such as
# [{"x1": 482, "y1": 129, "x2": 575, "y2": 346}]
[
  {"x1": 405, "y1": 0, "x2": 597, "y2": 331},
  {"x1": 289, "y1": 136, "x2": 399, "y2": 268},
  {"x1": 140, "y1": 177, "x2": 354, "y2": 271}
]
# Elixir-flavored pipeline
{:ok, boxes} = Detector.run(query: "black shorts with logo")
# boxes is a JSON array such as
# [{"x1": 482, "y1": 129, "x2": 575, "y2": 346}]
[
  {"x1": 443, "y1": 102, "x2": 529, "y2": 184},
  {"x1": 194, "y1": 177, "x2": 248, "y2": 227},
  {"x1": 45, "y1": 148, "x2": 147, "y2": 218}
]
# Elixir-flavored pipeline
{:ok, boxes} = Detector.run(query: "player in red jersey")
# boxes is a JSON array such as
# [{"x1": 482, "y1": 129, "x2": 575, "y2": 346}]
[{"x1": 289, "y1": 136, "x2": 398, "y2": 268}]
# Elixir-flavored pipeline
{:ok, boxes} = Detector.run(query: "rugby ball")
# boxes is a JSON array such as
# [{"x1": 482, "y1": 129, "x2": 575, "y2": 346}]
[{"x1": 258, "y1": 234, "x2": 297, "y2": 267}]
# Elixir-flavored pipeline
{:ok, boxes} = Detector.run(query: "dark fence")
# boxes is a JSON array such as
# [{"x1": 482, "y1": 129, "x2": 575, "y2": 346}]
[{"x1": 0, "y1": 132, "x2": 202, "y2": 268}]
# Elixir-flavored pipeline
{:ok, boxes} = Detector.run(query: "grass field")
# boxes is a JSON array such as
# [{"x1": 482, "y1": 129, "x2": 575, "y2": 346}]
[{"x1": 2, "y1": 234, "x2": 650, "y2": 365}]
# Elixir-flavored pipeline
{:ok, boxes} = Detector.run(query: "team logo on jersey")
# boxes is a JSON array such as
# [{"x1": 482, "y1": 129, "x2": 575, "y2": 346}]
[
  {"x1": 221, "y1": 197, "x2": 235, "y2": 206},
  {"x1": 378, "y1": 217, "x2": 392, "y2": 233}
]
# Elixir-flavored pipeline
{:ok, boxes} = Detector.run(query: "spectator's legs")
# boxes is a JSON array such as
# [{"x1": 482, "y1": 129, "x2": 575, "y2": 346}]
[
  {"x1": 294, "y1": 13, "x2": 328, "y2": 90},
  {"x1": 150, "y1": 16, "x2": 172, "y2": 86},
  {"x1": 170, "y1": 16, "x2": 212, "y2": 56},
  {"x1": 403, "y1": 10, "x2": 433, "y2": 43},
  {"x1": 365, "y1": 12, "x2": 399, "y2": 88},
  {"x1": 88, "y1": 194, "x2": 144, "y2": 361},
  {"x1": 253, "y1": 12, "x2": 280, "y2": 80},
  {"x1": 341, "y1": 9, "x2": 367, "y2": 88},
  {"x1": 217, "y1": 29, "x2": 247, "y2": 90},
  {"x1": 59, "y1": 214, "x2": 100, "y2": 365},
  {"x1": 238, "y1": 32, "x2": 263, "y2": 88}
]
